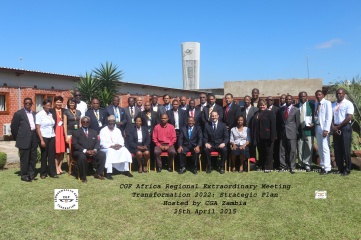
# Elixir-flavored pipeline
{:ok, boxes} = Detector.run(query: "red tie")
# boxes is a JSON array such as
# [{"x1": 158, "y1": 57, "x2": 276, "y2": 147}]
[
  {"x1": 191, "y1": 110, "x2": 194, "y2": 117},
  {"x1": 284, "y1": 107, "x2": 289, "y2": 120},
  {"x1": 225, "y1": 107, "x2": 230, "y2": 119}
]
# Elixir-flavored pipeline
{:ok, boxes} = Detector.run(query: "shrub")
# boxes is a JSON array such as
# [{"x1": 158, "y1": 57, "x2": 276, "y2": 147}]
[{"x1": 0, "y1": 152, "x2": 7, "y2": 169}]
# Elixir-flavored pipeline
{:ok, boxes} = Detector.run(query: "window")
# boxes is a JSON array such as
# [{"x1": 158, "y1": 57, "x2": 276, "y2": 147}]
[
  {"x1": 0, "y1": 92, "x2": 9, "y2": 114},
  {"x1": 35, "y1": 94, "x2": 55, "y2": 112}
]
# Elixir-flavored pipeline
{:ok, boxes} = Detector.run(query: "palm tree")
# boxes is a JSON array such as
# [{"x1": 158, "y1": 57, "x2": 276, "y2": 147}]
[
  {"x1": 76, "y1": 72, "x2": 101, "y2": 105},
  {"x1": 93, "y1": 61, "x2": 123, "y2": 98}
]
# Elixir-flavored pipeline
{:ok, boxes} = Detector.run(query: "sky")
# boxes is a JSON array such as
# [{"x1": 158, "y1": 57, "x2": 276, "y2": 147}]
[{"x1": 1, "y1": 0, "x2": 360, "y2": 89}]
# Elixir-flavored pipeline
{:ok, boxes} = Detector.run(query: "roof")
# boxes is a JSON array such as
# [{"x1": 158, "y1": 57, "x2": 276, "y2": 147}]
[{"x1": 0, "y1": 66, "x2": 79, "y2": 79}]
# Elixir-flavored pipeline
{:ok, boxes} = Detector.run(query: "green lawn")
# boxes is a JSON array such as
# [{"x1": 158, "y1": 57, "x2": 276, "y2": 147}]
[{"x1": 1, "y1": 163, "x2": 360, "y2": 240}]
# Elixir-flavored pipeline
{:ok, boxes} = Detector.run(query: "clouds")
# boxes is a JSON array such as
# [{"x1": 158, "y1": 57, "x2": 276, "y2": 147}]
[{"x1": 315, "y1": 38, "x2": 343, "y2": 49}]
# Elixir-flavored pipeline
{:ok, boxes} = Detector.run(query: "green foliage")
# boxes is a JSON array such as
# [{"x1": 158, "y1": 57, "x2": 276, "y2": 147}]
[
  {"x1": 76, "y1": 62, "x2": 123, "y2": 107},
  {"x1": 351, "y1": 131, "x2": 361, "y2": 151},
  {"x1": 0, "y1": 152, "x2": 7, "y2": 169}
]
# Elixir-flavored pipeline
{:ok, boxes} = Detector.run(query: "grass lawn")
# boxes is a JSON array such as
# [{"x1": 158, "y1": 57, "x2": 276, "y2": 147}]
[{"x1": 1, "y1": 163, "x2": 360, "y2": 240}]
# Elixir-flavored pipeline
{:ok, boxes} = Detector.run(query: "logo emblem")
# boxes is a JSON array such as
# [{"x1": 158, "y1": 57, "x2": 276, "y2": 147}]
[
  {"x1": 315, "y1": 190, "x2": 327, "y2": 199},
  {"x1": 54, "y1": 189, "x2": 79, "y2": 210}
]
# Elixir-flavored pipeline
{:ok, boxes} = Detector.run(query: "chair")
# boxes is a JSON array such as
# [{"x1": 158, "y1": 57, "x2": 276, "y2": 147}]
[
  {"x1": 247, "y1": 158, "x2": 256, "y2": 172},
  {"x1": 206, "y1": 151, "x2": 227, "y2": 172},
  {"x1": 68, "y1": 136, "x2": 94, "y2": 180},
  {"x1": 131, "y1": 153, "x2": 150, "y2": 173},
  {"x1": 185, "y1": 152, "x2": 202, "y2": 172},
  {"x1": 154, "y1": 152, "x2": 175, "y2": 172}
]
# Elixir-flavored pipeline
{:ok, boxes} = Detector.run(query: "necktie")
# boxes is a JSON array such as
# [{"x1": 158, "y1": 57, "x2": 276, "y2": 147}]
[
  {"x1": 188, "y1": 127, "x2": 192, "y2": 138},
  {"x1": 201, "y1": 105, "x2": 204, "y2": 111},
  {"x1": 225, "y1": 105, "x2": 230, "y2": 119},
  {"x1": 213, "y1": 123, "x2": 216, "y2": 131},
  {"x1": 209, "y1": 106, "x2": 214, "y2": 118},
  {"x1": 191, "y1": 110, "x2": 194, "y2": 117},
  {"x1": 284, "y1": 107, "x2": 289, "y2": 120},
  {"x1": 84, "y1": 129, "x2": 88, "y2": 137},
  {"x1": 94, "y1": 110, "x2": 99, "y2": 120},
  {"x1": 130, "y1": 107, "x2": 134, "y2": 117},
  {"x1": 315, "y1": 103, "x2": 321, "y2": 116}
]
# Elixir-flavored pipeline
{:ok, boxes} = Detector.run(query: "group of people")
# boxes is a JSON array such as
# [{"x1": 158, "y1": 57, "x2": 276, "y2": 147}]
[{"x1": 11, "y1": 87, "x2": 354, "y2": 183}]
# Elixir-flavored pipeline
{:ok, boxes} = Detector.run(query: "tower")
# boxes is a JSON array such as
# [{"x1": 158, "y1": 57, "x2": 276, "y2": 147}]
[{"x1": 181, "y1": 42, "x2": 200, "y2": 90}]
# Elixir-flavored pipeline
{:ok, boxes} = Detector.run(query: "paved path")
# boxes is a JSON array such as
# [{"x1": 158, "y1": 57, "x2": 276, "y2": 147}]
[{"x1": 0, "y1": 141, "x2": 19, "y2": 163}]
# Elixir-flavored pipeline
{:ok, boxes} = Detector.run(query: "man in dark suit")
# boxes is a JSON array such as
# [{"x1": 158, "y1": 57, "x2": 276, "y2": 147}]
[
  {"x1": 223, "y1": 93, "x2": 241, "y2": 130},
  {"x1": 167, "y1": 99, "x2": 187, "y2": 140},
  {"x1": 202, "y1": 94, "x2": 223, "y2": 124},
  {"x1": 296, "y1": 91, "x2": 315, "y2": 172},
  {"x1": 105, "y1": 96, "x2": 127, "y2": 134},
  {"x1": 187, "y1": 99, "x2": 202, "y2": 127},
  {"x1": 11, "y1": 98, "x2": 39, "y2": 182},
  {"x1": 241, "y1": 95, "x2": 258, "y2": 160},
  {"x1": 72, "y1": 116, "x2": 106, "y2": 182},
  {"x1": 177, "y1": 116, "x2": 202, "y2": 174},
  {"x1": 196, "y1": 92, "x2": 208, "y2": 112},
  {"x1": 85, "y1": 97, "x2": 107, "y2": 134},
  {"x1": 179, "y1": 96, "x2": 189, "y2": 111},
  {"x1": 267, "y1": 96, "x2": 281, "y2": 169},
  {"x1": 203, "y1": 111, "x2": 229, "y2": 174},
  {"x1": 277, "y1": 95, "x2": 300, "y2": 173},
  {"x1": 163, "y1": 94, "x2": 172, "y2": 111},
  {"x1": 151, "y1": 94, "x2": 166, "y2": 116},
  {"x1": 124, "y1": 97, "x2": 141, "y2": 136},
  {"x1": 137, "y1": 101, "x2": 159, "y2": 135}
]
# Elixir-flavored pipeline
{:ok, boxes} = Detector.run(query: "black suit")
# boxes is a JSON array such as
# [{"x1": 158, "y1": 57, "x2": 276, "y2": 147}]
[
  {"x1": 152, "y1": 104, "x2": 166, "y2": 116},
  {"x1": 72, "y1": 128, "x2": 105, "y2": 180},
  {"x1": 187, "y1": 107, "x2": 202, "y2": 127},
  {"x1": 178, "y1": 125, "x2": 203, "y2": 169},
  {"x1": 105, "y1": 105, "x2": 127, "y2": 133},
  {"x1": 203, "y1": 121, "x2": 229, "y2": 168},
  {"x1": 127, "y1": 125, "x2": 150, "y2": 154},
  {"x1": 268, "y1": 105, "x2": 281, "y2": 168},
  {"x1": 137, "y1": 110, "x2": 159, "y2": 136},
  {"x1": 11, "y1": 109, "x2": 39, "y2": 180},
  {"x1": 241, "y1": 105, "x2": 259, "y2": 159},
  {"x1": 85, "y1": 108, "x2": 107, "y2": 133},
  {"x1": 124, "y1": 106, "x2": 141, "y2": 135},
  {"x1": 166, "y1": 109, "x2": 187, "y2": 130},
  {"x1": 223, "y1": 103, "x2": 242, "y2": 129},
  {"x1": 202, "y1": 104, "x2": 223, "y2": 124},
  {"x1": 163, "y1": 103, "x2": 173, "y2": 111}
]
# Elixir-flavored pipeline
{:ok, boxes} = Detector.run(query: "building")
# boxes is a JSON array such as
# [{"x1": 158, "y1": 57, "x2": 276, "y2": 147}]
[{"x1": 181, "y1": 42, "x2": 200, "y2": 90}]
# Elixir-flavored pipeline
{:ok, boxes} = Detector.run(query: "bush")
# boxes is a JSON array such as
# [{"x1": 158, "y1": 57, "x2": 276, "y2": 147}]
[{"x1": 0, "y1": 152, "x2": 7, "y2": 169}]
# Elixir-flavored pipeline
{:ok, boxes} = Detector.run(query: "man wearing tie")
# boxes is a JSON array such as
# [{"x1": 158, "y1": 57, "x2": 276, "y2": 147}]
[
  {"x1": 241, "y1": 95, "x2": 258, "y2": 160},
  {"x1": 163, "y1": 94, "x2": 172, "y2": 111},
  {"x1": 314, "y1": 90, "x2": 333, "y2": 175},
  {"x1": 180, "y1": 96, "x2": 189, "y2": 110},
  {"x1": 202, "y1": 94, "x2": 223, "y2": 124},
  {"x1": 177, "y1": 116, "x2": 202, "y2": 174},
  {"x1": 223, "y1": 93, "x2": 241, "y2": 130},
  {"x1": 203, "y1": 111, "x2": 229, "y2": 174},
  {"x1": 151, "y1": 94, "x2": 166, "y2": 116},
  {"x1": 72, "y1": 116, "x2": 106, "y2": 182},
  {"x1": 105, "y1": 96, "x2": 127, "y2": 134},
  {"x1": 85, "y1": 97, "x2": 107, "y2": 134},
  {"x1": 187, "y1": 99, "x2": 202, "y2": 126},
  {"x1": 196, "y1": 92, "x2": 208, "y2": 112},
  {"x1": 11, "y1": 98, "x2": 39, "y2": 182},
  {"x1": 278, "y1": 95, "x2": 300, "y2": 173},
  {"x1": 166, "y1": 99, "x2": 187, "y2": 144},
  {"x1": 296, "y1": 91, "x2": 315, "y2": 172},
  {"x1": 267, "y1": 96, "x2": 281, "y2": 168},
  {"x1": 124, "y1": 97, "x2": 141, "y2": 136}
]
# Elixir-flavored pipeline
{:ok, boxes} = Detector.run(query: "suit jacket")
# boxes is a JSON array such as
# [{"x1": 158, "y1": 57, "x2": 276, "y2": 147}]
[
  {"x1": 241, "y1": 106, "x2": 259, "y2": 127},
  {"x1": 251, "y1": 110, "x2": 277, "y2": 144},
  {"x1": 187, "y1": 107, "x2": 202, "y2": 126},
  {"x1": 127, "y1": 125, "x2": 150, "y2": 153},
  {"x1": 180, "y1": 105, "x2": 189, "y2": 111},
  {"x1": 85, "y1": 108, "x2": 107, "y2": 133},
  {"x1": 11, "y1": 109, "x2": 38, "y2": 149},
  {"x1": 50, "y1": 108, "x2": 66, "y2": 130},
  {"x1": 72, "y1": 127, "x2": 100, "y2": 153},
  {"x1": 277, "y1": 105, "x2": 300, "y2": 140},
  {"x1": 202, "y1": 104, "x2": 223, "y2": 124},
  {"x1": 152, "y1": 104, "x2": 166, "y2": 116},
  {"x1": 137, "y1": 110, "x2": 160, "y2": 135},
  {"x1": 203, "y1": 121, "x2": 229, "y2": 147},
  {"x1": 166, "y1": 109, "x2": 187, "y2": 129},
  {"x1": 223, "y1": 103, "x2": 242, "y2": 129},
  {"x1": 178, "y1": 125, "x2": 202, "y2": 149},
  {"x1": 124, "y1": 105, "x2": 141, "y2": 131},
  {"x1": 296, "y1": 102, "x2": 315, "y2": 137},
  {"x1": 105, "y1": 105, "x2": 127, "y2": 131},
  {"x1": 315, "y1": 99, "x2": 332, "y2": 132},
  {"x1": 163, "y1": 103, "x2": 173, "y2": 111}
]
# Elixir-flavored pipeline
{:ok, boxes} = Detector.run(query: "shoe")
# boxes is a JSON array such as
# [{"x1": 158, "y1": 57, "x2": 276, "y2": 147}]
[
  {"x1": 40, "y1": 175, "x2": 47, "y2": 179},
  {"x1": 320, "y1": 171, "x2": 331, "y2": 175},
  {"x1": 21, "y1": 177, "x2": 32, "y2": 182},
  {"x1": 333, "y1": 170, "x2": 342, "y2": 174},
  {"x1": 305, "y1": 167, "x2": 311, "y2": 172},
  {"x1": 192, "y1": 169, "x2": 198, "y2": 174},
  {"x1": 168, "y1": 168, "x2": 172, "y2": 172},
  {"x1": 290, "y1": 170, "x2": 296, "y2": 174},
  {"x1": 157, "y1": 167, "x2": 162, "y2": 173},
  {"x1": 278, "y1": 168, "x2": 288, "y2": 172},
  {"x1": 219, "y1": 167, "x2": 225, "y2": 174},
  {"x1": 143, "y1": 167, "x2": 148, "y2": 173},
  {"x1": 264, "y1": 170, "x2": 271, "y2": 173},
  {"x1": 124, "y1": 171, "x2": 133, "y2": 177},
  {"x1": 94, "y1": 174, "x2": 105, "y2": 180},
  {"x1": 178, "y1": 167, "x2": 186, "y2": 174},
  {"x1": 341, "y1": 172, "x2": 350, "y2": 176},
  {"x1": 81, "y1": 178, "x2": 87, "y2": 183},
  {"x1": 106, "y1": 173, "x2": 113, "y2": 180},
  {"x1": 206, "y1": 167, "x2": 212, "y2": 174},
  {"x1": 138, "y1": 167, "x2": 142, "y2": 173},
  {"x1": 50, "y1": 175, "x2": 59, "y2": 178}
]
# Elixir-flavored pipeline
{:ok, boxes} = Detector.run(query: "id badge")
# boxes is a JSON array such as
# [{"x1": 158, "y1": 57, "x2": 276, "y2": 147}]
[
  {"x1": 147, "y1": 120, "x2": 151, "y2": 126},
  {"x1": 74, "y1": 124, "x2": 78, "y2": 130},
  {"x1": 98, "y1": 121, "x2": 103, "y2": 127},
  {"x1": 58, "y1": 121, "x2": 63, "y2": 126},
  {"x1": 132, "y1": 118, "x2": 135, "y2": 124}
]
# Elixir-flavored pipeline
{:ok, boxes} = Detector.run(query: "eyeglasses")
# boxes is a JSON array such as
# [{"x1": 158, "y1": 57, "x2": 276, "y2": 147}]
[{"x1": 24, "y1": 102, "x2": 33, "y2": 105}]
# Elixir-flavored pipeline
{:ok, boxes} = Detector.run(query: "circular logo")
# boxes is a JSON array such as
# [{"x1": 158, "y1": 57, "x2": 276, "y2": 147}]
[{"x1": 54, "y1": 189, "x2": 79, "y2": 210}]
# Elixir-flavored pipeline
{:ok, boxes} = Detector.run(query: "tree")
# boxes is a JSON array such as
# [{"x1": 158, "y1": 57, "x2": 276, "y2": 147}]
[
  {"x1": 93, "y1": 61, "x2": 123, "y2": 101},
  {"x1": 76, "y1": 72, "x2": 100, "y2": 105}
]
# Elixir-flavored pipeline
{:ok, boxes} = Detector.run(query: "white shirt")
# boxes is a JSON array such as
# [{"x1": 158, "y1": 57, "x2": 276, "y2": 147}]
[
  {"x1": 230, "y1": 127, "x2": 250, "y2": 145},
  {"x1": 35, "y1": 110, "x2": 55, "y2": 138},
  {"x1": 137, "y1": 127, "x2": 143, "y2": 143},
  {"x1": 77, "y1": 101, "x2": 87, "y2": 118},
  {"x1": 332, "y1": 98, "x2": 354, "y2": 124},
  {"x1": 174, "y1": 110, "x2": 179, "y2": 129},
  {"x1": 25, "y1": 109, "x2": 36, "y2": 130}
]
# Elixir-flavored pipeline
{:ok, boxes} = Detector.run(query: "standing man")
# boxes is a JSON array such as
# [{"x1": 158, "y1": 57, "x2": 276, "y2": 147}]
[
  {"x1": 151, "y1": 94, "x2": 166, "y2": 116},
  {"x1": 196, "y1": 92, "x2": 208, "y2": 112},
  {"x1": 85, "y1": 97, "x2": 107, "y2": 134},
  {"x1": 278, "y1": 95, "x2": 300, "y2": 173},
  {"x1": 202, "y1": 94, "x2": 223, "y2": 124},
  {"x1": 267, "y1": 96, "x2": 280, "y2": 168},
  {"x1": 241, "y1": 95, "x2": 258, "y2": 160},
  {"x1": 177, "y1": 116, "x2": 202, "y2": 174},
  {"x1": 203, "y1": 111, "x2": 229, "y2": 174},
  {"x1": 314, "y1": 90, "x2": 333, "y2": 175},
  {"x1": 251, "y1": 88, "x2": 260, "y2": 107},
  {"x1": 279, "y1": 94, "x2": 287, "y2": 109},
  {"x1": 296, "y1": 91, "x2": 315, "y2": 172},
  {"x1": 105, "y1": 96, "x2": 127, "y2": 134},
  {"x1": 11, "y1": 98, "x2": 39, "y2": 182},
  {"x1": 72, "y1": 90, "x2": 88, "y2": 117},
  {"x1": 137, "y1": 101, "x2": 159, "y2": 135},
  {"x1": 187, "y1": 99, "x2": 202, "y2": 126},
  {"x1": 153, "y1": 114, "x2": 177, "y2": 172},
  {"x1": 223, "y1": 93, "x2": 241, "y2": 130},
  {"x1": 163, "y1": 94, "x2": 172, "y2": 111},
  {"x1": 180, "y1": 96, "x2": 189, "y2": 110},
  {"x1": 136, "y1": 97, "x2": 144, "y2": 112},
  {"x1": 72, "y1": 116, "x2": 106, "y2": 182},
  {"x1": 124, "y1": 97, "x2": 141, "y2": 135},
  {"x1": 166, "y1": 99, "x2": 187, "y2": 142},
  {"x1": 332, "y1": 88, "x2": 354, "y2": 176}
]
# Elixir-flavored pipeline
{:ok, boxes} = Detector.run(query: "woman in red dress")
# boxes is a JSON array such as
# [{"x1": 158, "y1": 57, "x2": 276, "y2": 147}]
[{"x1": 50, "y1": 96, "x2": 66, "y2": 175}]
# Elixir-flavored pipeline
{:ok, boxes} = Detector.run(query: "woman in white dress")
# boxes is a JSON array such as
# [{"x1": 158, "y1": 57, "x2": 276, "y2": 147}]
[
  {"x1": 100, "y1": 115, "x2": 133, "y2": 179},
  {"x1": 230, "y1": 115, "x2": 250, "y2": 173}
]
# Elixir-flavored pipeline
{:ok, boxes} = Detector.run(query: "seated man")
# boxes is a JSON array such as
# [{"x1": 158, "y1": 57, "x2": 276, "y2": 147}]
[
  {"x1": 203, "y1": 111, "x2": 229, "y2": 174},
  {"x1": 100, "y1": 115, "x2": 133, "y2": 179},
  {"x1": 177, "y1": 116, "x2": 202, "y2": 174},
  {"x1": 72, "y1": 116, "x2": 106, "y2": 182},
  {"x1": 152, "y1": 114, "x2": 177, "y2": 172}
]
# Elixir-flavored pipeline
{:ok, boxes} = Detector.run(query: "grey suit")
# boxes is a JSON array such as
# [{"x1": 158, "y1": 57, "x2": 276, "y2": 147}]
[{"x1": 277, "y1": 105, "x2": 300, "y2": 170}]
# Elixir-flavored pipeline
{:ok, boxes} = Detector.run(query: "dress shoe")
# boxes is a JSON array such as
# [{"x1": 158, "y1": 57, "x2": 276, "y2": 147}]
[
  {"x1": 94, "y1": 174, "x2": 105, "y2": 180},
  {"x1": 320, "y1": 171, "x2": 331, "y2": 175},
  {"x1": 278, "y1": 168, "x2": 288, "y2": 172},
  {"x1": 157, "y1": 167, "x2": 162, "y2": 173},
  {"x1": 168, "y1": 168, "x2": 172, "y2": 172},
  {"x1": 50, "y1": 175, "x2": 59, "y2": 178},
  {"x1": 305, "y1": 167, "x2": 311, "y2": 172},
  {"x1": 219, "y1": 167, "x2": 225, "y2": 174},
  {"x1": 40, "y1": 175, "x2": 47, "y2": 179},
  {"x1": 106, "y1": 173, "x2": 113, "y2": 180},
  {"x1": 81, "y1": 178, "x2": 87, "y2": 183},
  {"x1": 21, "y1": 177, "x2": 32, "y2": 182},
  {"x1": 192, "y1": 169, "x2": 198, "y2": 174},
  {"x1": 30, "y1": 177, "x2": 38, "y2": 181},
  {"x1": 264, "y1": 170, "x2": 271, "y2": 173},
  {"x1": 341, "y1": 172, "x2": 350, "y2": 176},
  {"x1": 178, "y1": 167, "x2": 186, "y2": 174},
  {"x1": 206, "y1": 167, "x2": 212, "y2": 174},
  {"x1": 290, "y1": 170, "x2": 296, "y2": 174},
  {"x1": 124, "y1": 171, "x2": 133, "y2": 178}
]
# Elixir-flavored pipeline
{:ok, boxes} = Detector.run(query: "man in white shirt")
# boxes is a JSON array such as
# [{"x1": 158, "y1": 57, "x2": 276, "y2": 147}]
[
  {"x1": 73, "y1": 90, "x2": 88, "y2": 117},
  {"x1": 331, "y1": 88, "x2": 354, "y2": 176},
  {"x1": 314, "y1": 90, "x2": 333, "y2": 174}
]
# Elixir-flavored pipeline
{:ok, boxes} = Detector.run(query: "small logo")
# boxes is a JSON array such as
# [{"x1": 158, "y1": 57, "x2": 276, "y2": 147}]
[
  {"x1": 54, "y1": 189, "x2": 78, "y2": 210},
  {"x1": 315, "y1": 190, "x2": 327, "y2": 199}
]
